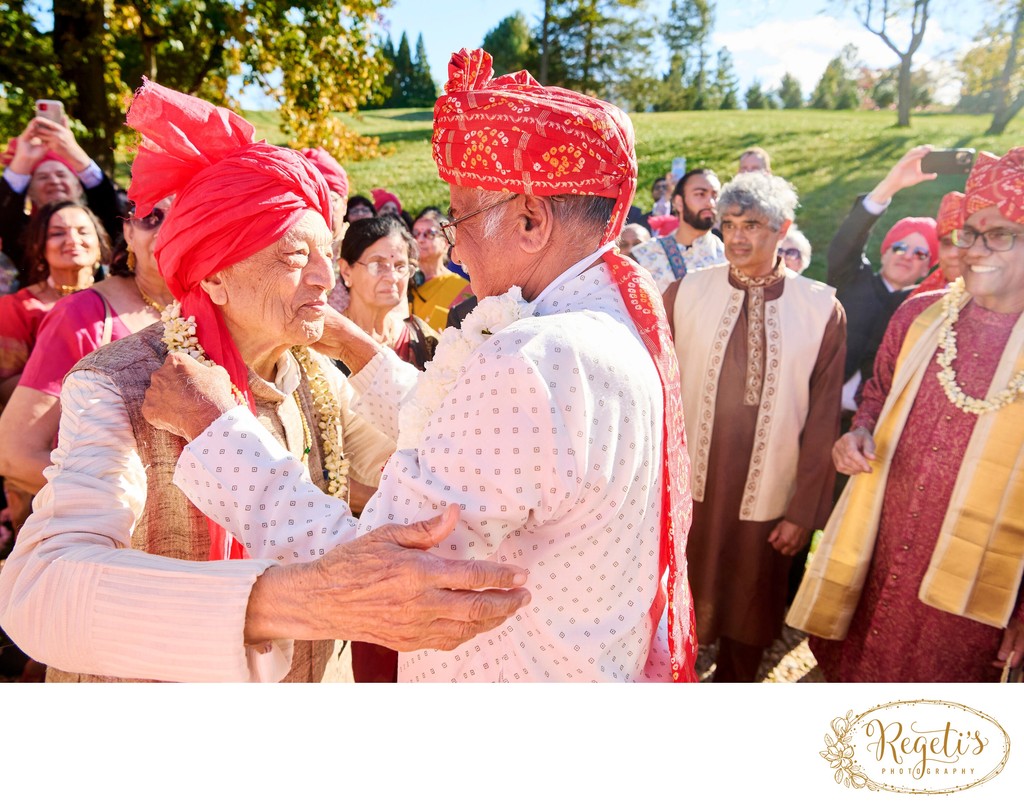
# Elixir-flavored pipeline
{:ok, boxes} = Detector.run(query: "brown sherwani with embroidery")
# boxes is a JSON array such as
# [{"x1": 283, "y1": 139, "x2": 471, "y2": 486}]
[{"x1": 672, "y1": 263, "x2": 846, "y2": 677}]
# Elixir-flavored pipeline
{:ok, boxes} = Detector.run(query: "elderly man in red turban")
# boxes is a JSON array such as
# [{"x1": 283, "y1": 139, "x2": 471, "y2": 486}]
[
  {"x1": 913, "y1": 191, "x2": 966, "y2": 297},
  {"x1": 0, "y1": 81, "x2": 530, "y2": 683},
  {"x1": 791, "y1": 148, "x2": 1024, "y2": 682},
  {"x1": 146, "y1": 48, "x2": 698, "y2": 682}
]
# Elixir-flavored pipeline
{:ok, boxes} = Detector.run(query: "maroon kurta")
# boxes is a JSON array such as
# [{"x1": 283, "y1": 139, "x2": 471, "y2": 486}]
[
  {"x1": 688, "y1": 273, "x2": 846, "y2": 648},
  {"x1": 812, "y1": 292, "x2": 1024, "y2": 682}
]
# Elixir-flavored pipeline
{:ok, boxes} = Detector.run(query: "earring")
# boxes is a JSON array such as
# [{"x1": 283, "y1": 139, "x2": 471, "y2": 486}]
[{"x1": 127, "y1": 247, "x2": 136, "y2": 271}]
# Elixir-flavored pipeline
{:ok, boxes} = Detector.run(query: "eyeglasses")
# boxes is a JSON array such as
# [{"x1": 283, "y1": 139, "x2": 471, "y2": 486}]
[
  {"x1": 355, "y1": 259, "x2": 411, "y2": 277},
  {"x1": 951, "y1": 227, "x2": 1020, "y2": 252},
  {"x1": 440, "y1": 194, "x2": 517, "y2": 247},
  {"x1": 777, "y1": 247, "x2": 802, "y2": 262},
  {"x1": 129, "y1": 207, "x2": 167, "y2": 231},
  {"x1": 889, "y1": 241, "x2": 931, "y2": 261},
  {"x1": 412, "y1": 227, "x2": 442, "y2": 240}
]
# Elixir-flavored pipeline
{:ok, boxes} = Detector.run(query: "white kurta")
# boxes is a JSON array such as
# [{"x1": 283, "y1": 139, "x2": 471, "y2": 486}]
[
  {"x1": 631, "y1": 230, "x2": 725, "y2": 293},
  {"x1": 176, "y1": 252, "x2": 672, "y2": 682},
  {"x1": 0, "y1": 351, "x2": 391, "y2": 682}
]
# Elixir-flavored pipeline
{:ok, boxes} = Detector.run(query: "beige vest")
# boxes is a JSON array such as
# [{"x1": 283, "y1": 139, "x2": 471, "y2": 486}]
[
  {"x1": 47, "y1": 323, "x2": 333, "y2": 682},
  {"x1": 674, "y1": 265, "x2": 837, "y2": 521}
]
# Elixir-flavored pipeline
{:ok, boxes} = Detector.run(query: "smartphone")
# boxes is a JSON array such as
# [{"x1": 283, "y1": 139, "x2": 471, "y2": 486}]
[
  {"x1": 921, "y1": 149, "x2": 975, "y2": 175},
  {"x1": 35, "y1": 99, "x2": 65, "y2": 123},
  {"x1": 670, "y1": 156, "x2": 687, "y2": 185}
]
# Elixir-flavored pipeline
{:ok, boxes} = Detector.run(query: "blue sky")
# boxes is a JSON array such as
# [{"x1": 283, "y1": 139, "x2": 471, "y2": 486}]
[{"x1": 379, "y1": 0, "x2": 980, "y2": 103}]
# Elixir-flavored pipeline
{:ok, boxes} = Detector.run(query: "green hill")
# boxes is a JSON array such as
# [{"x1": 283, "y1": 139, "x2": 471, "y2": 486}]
[{"x1": 244, "y1": 107, "x2": 1024, "y2": 282}]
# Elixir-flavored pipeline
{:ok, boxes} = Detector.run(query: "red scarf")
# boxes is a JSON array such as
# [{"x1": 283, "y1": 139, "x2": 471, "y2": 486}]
[{"x1": 605, "y1": 247, "x2": 698, "y2": 682}]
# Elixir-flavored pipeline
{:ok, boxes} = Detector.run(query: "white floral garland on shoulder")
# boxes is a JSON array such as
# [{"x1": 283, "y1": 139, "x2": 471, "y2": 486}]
[
  {"x1": 936, "y1": 278, "x2": 1024, "y2": 415},
  {"x1": 161, "y1": 300, "x2": 349, "y2": 499},
  {"x1": 397, "y1": 286, "x2": 537, "y2": 450}
]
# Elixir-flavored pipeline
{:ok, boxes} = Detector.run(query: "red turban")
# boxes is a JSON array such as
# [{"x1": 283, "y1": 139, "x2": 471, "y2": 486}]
[
  {"x1": 432, "y1": 48, "x2": 637, "y2": 244},
  {"x1": 881, "y1": 217, "x2": 939, "y2": 267},
  {"x1": 127, "y1": 79, "x2": 331, "y2": 560},
  {"x1": 936, "y1": 191, "x2": 965, "y2": 238},
  {"x1": 301, "y1": 147, "x2": 349, "y2": 198},
  {"x1": 964, "y1": 148, "x2": 1024, "y2": 224},
  {"x1": 371, "y1": 187, "x2": 402, "y2": 214}
]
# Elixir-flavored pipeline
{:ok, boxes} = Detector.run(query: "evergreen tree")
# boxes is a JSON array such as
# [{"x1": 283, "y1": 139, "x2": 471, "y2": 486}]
[
  {"x1": 407, "y1": 34, "x2": 437, "y2": 106},
  {"x1": 662, "y1": 0, "x2": 714, "y2": 110},
  {"x1": 710, "y1": 46, "x2": 739, "y2": 110},
  {"x1": 745, "y1": 80, "x2": 768, "y2": 109},
  {"x1": 778, "y1": 72, "x2": 803, "y2": 109},
  {"x1": 482, "y1": 12, "x2": 539, "y2": 75},
  {"x1": 387, "y1": 31, "x2": 414, "y2": 107},
  {"x1": 811, "y1": 46, "x2": 861, "y2": 110}
]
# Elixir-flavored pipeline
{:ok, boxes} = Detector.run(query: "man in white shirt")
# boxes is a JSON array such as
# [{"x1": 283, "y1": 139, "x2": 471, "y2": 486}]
[
  {"x1": 632, "y1": 168, "x2": 725, "y2": 292},
  {"x1": 147, "y1": 47, "x2": 699, "y2": 683}
]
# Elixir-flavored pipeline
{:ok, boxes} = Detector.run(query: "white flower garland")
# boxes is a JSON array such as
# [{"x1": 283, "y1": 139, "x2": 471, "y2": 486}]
[
  {"x1": 161, "y1": 301, "x2": 349, "y2": 499},
  {"x1": 397, "y1": 286, "x2": 537, "y2": 450},
  {"x1": 936, "y1": 278, "x2": 1024, "y2": 415}
]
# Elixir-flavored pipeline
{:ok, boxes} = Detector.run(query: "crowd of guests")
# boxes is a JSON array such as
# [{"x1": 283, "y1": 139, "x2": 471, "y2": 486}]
[{"x1": 0, "y1": 84, "x2": 1020, "y2": 685}]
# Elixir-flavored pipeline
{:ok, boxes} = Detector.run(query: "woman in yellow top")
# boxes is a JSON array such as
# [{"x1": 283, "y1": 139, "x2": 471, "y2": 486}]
[{"x1": 408, "y1": 210, "x2": 471, "y2": 331}]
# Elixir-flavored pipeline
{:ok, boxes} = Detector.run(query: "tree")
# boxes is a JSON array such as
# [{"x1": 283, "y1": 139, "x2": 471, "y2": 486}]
[
  {"x1": 482, "y1": 12, "x2": 539, "y2": 76},
  {"x1": 710, "y1": 47, "x2": 739, "y2": 110},
  {"x1": 778, "y1": 72, "x2": 804, "y2": 108},
  {"x1": 849, "y1": 0, "x2": 931, "y2": 126},
  {"x1": 987, "y1": 1, "x2": 1024, "y2": 134},
  {"x1": 0, "y1": 1, "x2": 394, "y2": 172},
  {"x1": 539, "y1": 0, "x2": 656, "y2": 107},
  {"x1": 745, "y1": 80, "x2": 768, "y2": 109},
  {"x1": 811, "y1": 45, "x2": 862, "y2": 110},
  {"x1": 662, "y1": 0, "x2": 715, "y2": 110}
]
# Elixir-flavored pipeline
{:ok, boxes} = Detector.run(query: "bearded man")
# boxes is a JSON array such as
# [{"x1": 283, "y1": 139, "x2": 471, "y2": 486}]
[
  {"x1": 790, "y1": 149, "x2": 1024, "y2": 682},
  {"x1": 663, "y1": 171, "x2": 846, "y2": 681},
  {"x1": 147, "y1": 48, "x2": 699, "y2": 683},
  {"x1": 632, "y1": 168, "x2": 725, "y2": 293},
  {"x1": 0, "y1": 82, "x2": 530, "y2": 683}
]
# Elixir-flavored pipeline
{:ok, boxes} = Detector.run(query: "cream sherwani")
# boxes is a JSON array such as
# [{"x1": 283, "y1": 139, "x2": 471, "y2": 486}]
[{"x1": 175, "y1": 249, "x2": 674, "y2": 682}]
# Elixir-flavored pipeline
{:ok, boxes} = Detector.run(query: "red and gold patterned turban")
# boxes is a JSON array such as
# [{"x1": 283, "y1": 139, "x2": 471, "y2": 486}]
[
  {"x1": 432, "y1": 48, "x2": 637, "y2": 243},
  {"x1": 964, "y1": 148, "x2": 1024, "y2": 224},
  {"x1": 935, "y1": 191, "x2": 965, "y2": 238},
  {"x1": 300, "y1": 147, "x2": 349, "y2": 198}
]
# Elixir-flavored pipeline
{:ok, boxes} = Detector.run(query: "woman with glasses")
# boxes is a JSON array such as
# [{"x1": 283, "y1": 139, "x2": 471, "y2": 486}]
[
  {"x1": 827, "y1": 145, "x2": 941, "y2": 415},
  {"x1": 338, "y1": 216, "x2": 438, "y2": 372},
  {"x1": 408, "y1": 209, "x2": 472, "y2": 331},
  {"x1": 778, "y1": 225, "x2": 812, "y2": 273},
  {"x1": 0, "y1": 198, "x2": 173, "y2": 533}
]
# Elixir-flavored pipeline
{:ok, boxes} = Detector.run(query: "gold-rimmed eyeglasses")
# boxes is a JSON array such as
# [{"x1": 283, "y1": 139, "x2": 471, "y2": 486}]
[{"x1": 440, "y1": 194, "x2": 517, "y2": 247}]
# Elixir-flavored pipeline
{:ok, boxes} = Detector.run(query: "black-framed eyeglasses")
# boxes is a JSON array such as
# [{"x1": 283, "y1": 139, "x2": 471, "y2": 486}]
[
  {"x1": 129, "y1": 207, "x2": 167, "y2": 232},
  {"x1": 777, "y1": 247, "x2": 802, "y2": 262},
  {"x1": 951, "y1": 227, "x2": 1020, "y2": 252},
  {"x1": 355, "y1": 259, "x2": 411, "y2": 278},
  {"x1": 889, "y1": 241, "x2": 930, "y2": 261},
  {"x1": 440, "y1": 195, "x2": 517, "y2": 247}
]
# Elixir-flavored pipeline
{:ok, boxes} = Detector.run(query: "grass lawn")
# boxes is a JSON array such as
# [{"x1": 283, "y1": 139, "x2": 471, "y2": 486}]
[{"x1": 180, "y1": 106, "x2": 1024, "y2": 282}]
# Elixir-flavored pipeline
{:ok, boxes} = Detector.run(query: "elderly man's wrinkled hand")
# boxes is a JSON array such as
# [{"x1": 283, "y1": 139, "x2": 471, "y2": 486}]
[
  {"x1": 142, "y1": 353, "x2": 238, "y2": 441},
  {"x1": 832, "y1": 426, "x2": 876, "y2": 475},
  {"x1": 249, "y1": 505, "x2": 531, "y2": 652}
]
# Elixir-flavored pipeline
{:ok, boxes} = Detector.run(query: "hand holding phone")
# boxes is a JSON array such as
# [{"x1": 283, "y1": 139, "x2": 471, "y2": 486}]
[
  {"x1": 921, "y1": 149, "x2": 976, "y2": 175},
  {"x1": 34, "y1": 99, "x2": 65, "y2": 124}
]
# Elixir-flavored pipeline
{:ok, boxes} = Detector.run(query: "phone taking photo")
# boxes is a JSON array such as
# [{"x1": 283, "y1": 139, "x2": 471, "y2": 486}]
[
  {"x1": 921, "y1": 149, "x2": 976, "y2": 175},
  {"x1": 34, "y1": 99, "x2": 65, "y2": 124}
]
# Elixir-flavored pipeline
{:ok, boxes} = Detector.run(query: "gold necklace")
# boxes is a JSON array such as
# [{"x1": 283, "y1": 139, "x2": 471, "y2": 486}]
[
  {"x1": 138, "y1": 286, "x2": 166, "y2": 314},
  {"x1": 47, "y1": 276, "x2": 93, "y2": 297}
]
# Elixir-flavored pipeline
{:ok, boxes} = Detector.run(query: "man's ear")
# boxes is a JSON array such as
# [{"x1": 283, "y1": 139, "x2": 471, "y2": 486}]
[
  {"x1": 777, "y1": 219, "x2": 793, "y2": 241},
  {"x1": 671, "y1": 193, "x2": 684, "y2": 215},
  {"x1": 516, "y1": 194, "x2": 555, "y2": 255},
  {"x1": 199, "y1": 270, "x2": 230, "y2": 306}
]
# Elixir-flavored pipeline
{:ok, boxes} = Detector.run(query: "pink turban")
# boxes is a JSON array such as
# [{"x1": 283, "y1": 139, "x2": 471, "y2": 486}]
[
  {"x1": 301, "y1": 147, "x2": 349, "y2": 198},
  {"x1": 964, "y1": 148, "x2": 1024, "y2": 224},
  {"x1": 370, "y1": 187, "x2": 402, "y2": 214},
  {"x1": 432, "y1": 48, "x2": 637, "y2": 244},
  {"x1": 936, "y1": 191, "x2": 965, "y2": 238},
  {"x1": 881, "y1": 217, "x2": 939, "y2": 266},
  {"x1": 127, "y1": 80, "x2": 331, "y2": 560}
]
